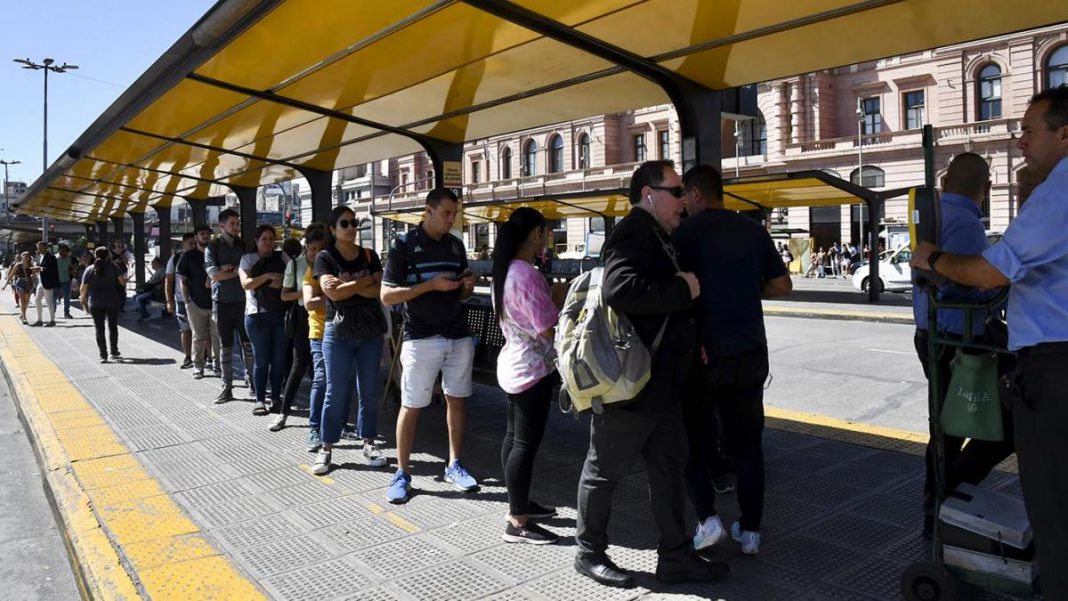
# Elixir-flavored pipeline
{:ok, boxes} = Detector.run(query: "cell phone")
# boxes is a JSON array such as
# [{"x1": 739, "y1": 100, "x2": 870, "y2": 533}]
[{"x1": 447, "y1": 270, "x2": 473, "y2": 281}]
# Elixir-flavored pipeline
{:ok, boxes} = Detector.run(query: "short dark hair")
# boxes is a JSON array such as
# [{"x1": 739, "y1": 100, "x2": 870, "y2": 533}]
[
  {"x1": 628, "y1": 160, "x2": 675, "y2": 204},
  {"x1": 218, "y1": 208, "x2": 240, "y2": 223},
  {"x1": 944, "y1": 152, "x2": 990, "y2": 198},
  {"x1": 181, "y1": 232, "x2": 195, "y2": 241},
  {"x1": 426, "y1": 187, "x2": 459, "y2": 208},
  {"x1": 1030, "y1": 86, "x2": 1068, "y2": 131},
  {"x1": 682, "y1": 165, "x2": 724, "y2": 203},
  {"x1": 194, "y1": 225, "x2": 212, "y2": 235}
]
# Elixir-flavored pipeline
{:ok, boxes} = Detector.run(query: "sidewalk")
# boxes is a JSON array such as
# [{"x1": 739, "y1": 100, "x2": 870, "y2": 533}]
[{"x1": 0, "y1": 295, "x2": 1018, "y2": 601}]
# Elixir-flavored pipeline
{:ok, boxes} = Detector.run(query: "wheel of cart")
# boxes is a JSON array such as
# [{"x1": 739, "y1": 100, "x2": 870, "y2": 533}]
[{"x1": 901, "y1": 561, "x2": 959, "y2": 601}]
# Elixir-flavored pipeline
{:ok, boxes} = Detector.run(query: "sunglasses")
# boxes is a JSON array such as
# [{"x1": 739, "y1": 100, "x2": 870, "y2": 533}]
[
  {"x1": 337, "y1": 219, "x2": 359, "y2": 229},
  {"x1": 650, "y1": 185, "x2": 685, "y2": 199}
]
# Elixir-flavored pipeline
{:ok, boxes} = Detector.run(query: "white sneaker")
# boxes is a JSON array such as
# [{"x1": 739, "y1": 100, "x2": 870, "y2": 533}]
[
  {"x1": 268, "y1": 414, "x2": 286, "y2": 432},
  {"x1": 730, "y1": 521, "x2": 761, "y2": 556},
  {"x1": 693, "y1": 515, "x2": 728, "y2": 551},
  {"x1": 362, "y1": 441, "x2": 387, "y2": 467}
]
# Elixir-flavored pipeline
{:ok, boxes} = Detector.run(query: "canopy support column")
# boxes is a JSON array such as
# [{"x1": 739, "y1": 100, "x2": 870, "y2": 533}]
[
  {"x1": 83, "y1": 224, "x2": 95, "y2": 246},
  {"x1": 155, "y1": 205, "x2": 172, "y2": 260},
  {"x1": 297, "y1": 168, "x2": 333, "y2": 224},
  {"x1": 186, "y1": 198, "x2": 208, "y2": 229},
  {"x1": 227, "y1": 186, "x2": 258, "y2": 245},
  {"x1": 676, "y1": 84, "x2": 723, "y2": 175},
  {"x1": 129, "y1": 211, "x2": 147, "y2": 291},
  {"x1": 96, "y1": 221, "x2": 108, "y2": 248},
  {"x1": 110, "y1": 216, "x2": 125, "y2": 247},
  {"x1": 424, "y1": 140, "x2": 464, "y2": 199}
]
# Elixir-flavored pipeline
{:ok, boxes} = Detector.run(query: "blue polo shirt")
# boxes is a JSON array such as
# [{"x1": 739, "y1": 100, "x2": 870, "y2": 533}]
[
  {"x1": 912, "y1": 193, "x2": 993, "y2": 336},
  {"x1": 983, "y1": 156, "x2": 1068, "y2": 351}
]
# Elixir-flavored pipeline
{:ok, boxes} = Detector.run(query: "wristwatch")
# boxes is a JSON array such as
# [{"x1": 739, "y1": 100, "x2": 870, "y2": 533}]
[{"x1": 927, "y1": 250, "x2": 944, "y2": 272}]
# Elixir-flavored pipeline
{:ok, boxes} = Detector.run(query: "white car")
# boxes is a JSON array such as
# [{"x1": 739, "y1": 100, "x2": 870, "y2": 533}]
[{"x1": 852, "y1": 246, "x2": 913, "y2": 292}]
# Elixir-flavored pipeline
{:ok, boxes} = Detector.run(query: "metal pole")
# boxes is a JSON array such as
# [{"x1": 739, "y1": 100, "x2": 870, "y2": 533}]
[
  {"x1": 42, "y1": 67, "x2": 49, "y2": 242},
  {"x1": 856, "y1": 98, "x2": 864, "y2": 248},
  {"x1": 734, "y1": 120, "x2": 741, "y2": 178}
]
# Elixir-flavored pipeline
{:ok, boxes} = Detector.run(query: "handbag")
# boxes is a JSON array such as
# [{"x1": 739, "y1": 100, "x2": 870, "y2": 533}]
[{"x1": 940, "y1": 348, "x2": 1003, "y2": 441}]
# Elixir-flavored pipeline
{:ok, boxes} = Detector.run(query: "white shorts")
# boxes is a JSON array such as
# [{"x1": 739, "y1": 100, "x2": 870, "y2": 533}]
[{"x1": 400, "y1": 336, "x2": 474, "y2": 408}]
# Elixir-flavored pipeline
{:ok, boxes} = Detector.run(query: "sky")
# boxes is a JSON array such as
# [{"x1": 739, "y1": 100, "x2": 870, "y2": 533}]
[{"x1": 0, "y1": 0, "x2": 218, "y2": 185}]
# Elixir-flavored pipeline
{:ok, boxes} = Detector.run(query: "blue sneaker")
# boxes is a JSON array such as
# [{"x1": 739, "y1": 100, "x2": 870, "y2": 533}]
[
  {"x1": 387, "y1": 470, "x2": 411, "y2": 504},
  {"x1": 444, "y1": 460, "x2": 478, "y2": 492}
]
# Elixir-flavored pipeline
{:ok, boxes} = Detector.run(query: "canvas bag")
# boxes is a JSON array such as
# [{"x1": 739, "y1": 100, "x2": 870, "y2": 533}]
[{"x1": 940, "y1": 348, "x2": 1003, "y2": 441}]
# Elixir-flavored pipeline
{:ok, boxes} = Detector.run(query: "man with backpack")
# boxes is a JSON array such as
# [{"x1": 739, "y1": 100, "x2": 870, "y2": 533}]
[
  {"x1": 673, "y1": 165, "x2": 792, "y2": 558},
  {"x1": 573, "y1": 161, "x2": 728, "y2": 588},
  {"x1": 205, "y1": 208, "x2": 255, "y2": 404}
]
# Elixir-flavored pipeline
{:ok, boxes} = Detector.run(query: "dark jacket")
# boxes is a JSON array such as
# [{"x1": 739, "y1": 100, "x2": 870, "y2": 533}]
[
  {"x1": 601, "y1": 207, "x2": 696, "y2": 414},
  {"x1": 39, "y1": 252, "x2": 60, "y2": 290}
]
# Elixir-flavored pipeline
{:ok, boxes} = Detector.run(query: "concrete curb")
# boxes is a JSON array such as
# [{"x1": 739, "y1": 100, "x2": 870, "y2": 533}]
[{"x1": 764, "y1": 306, "x2": 914, "y2": 325}]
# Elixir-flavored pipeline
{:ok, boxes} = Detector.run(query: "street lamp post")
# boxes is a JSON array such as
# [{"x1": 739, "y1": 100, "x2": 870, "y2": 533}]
[
  {"x1": 14, "y1": 57, "x2": 78, "y2": 242},
  {"x1": 0, "y1": 158, "x2": 21, "y2": 215},
  {"x1": 855, "y1": 98, "x2": 865, "y2": 248}
]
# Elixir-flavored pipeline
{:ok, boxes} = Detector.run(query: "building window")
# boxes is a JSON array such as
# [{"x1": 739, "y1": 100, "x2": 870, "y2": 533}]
[
  {"x1": 474, "y1": 223, "x2": 490, "y2": 251},
  {"x1": 355, "y1": 163, "x2": 368, "y2": 178},
  {"x1": 589, "y1": 217, "x2": 605, "y2": 233},
  {"x1": 470, "y1": 159, "x2": 480, "y2": 184},
  {"x1": 861, "y1": 97, "x2": 882, "y2": 134},
  {"x1": 522, "y1": 139, "x2": 538, "y2": 177},
  {"x1": 850, "y1": 165, "x2": 886, "y2": 188},
  {"x1": 633, "y1": 133, "x2": 646, "y2": 162},
  {"x1": 904, "y1": 90, "x2": 925, "y2": 129},
  {"x1": 549, "y1": 134, "x2": 564, "y2": 173},
  {"x1": 978, "y1": 64, "x2": 1002, "y2": 121},
  {"x1": 1046, "y1": 45, "x2": 1068, "y2": 90},
  {"x1": 744, "y1": 113, "x2": 767, "y2": 156},
  {"x1": 658, "y1": 130, "x2": 669, "y2": 160},
  {"x1": 578, "y1": 133, "x2": 591, "y2": 169},
  {"x1": 500, "y1": 147, "x2": 512, "y2": 179},
  {"x1": 358, "y1": 217, "x2": 373, "y2": 248}
]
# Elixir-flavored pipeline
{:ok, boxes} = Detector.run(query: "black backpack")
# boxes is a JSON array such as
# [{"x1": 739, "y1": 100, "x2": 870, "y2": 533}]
[{"x1": 251, "y1": 251, "x2": 286, "y2": 314}]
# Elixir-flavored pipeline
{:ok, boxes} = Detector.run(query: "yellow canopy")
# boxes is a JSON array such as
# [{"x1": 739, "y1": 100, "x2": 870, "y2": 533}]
[{"x1": 16, "y1": 0, "x2": 1068, "y2": 222}]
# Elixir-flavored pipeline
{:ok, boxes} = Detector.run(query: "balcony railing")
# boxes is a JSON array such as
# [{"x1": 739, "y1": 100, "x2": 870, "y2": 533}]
[{"x1": 783, "y1": 118, "x2": 1019, "y2": 157}]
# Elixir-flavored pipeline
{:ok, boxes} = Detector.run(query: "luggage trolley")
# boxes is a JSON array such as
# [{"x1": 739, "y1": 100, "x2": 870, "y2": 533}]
[{"x1": 901, "y1": 127, "x2": 1037, "y2": 601}]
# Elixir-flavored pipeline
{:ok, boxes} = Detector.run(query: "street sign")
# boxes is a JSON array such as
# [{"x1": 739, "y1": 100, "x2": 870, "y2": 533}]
[{"x1": 442, "y1": 161, "x2": 463, "y2": 188}]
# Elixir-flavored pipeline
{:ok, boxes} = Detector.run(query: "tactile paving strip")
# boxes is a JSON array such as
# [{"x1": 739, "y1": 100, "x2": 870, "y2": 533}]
[
  {"x1": 393, "y1": 559, "x2": 511, "y2": 601},
  {"x1": 293, "y1": 495, "x2": 372, "y2": 529},
  {"x1": 236, "y1": 534, "x2": 333, "y2": 579},
  {"x1": 472, "y1": 540, "x2": 572, "y2": 582},
  {"x1": 760, "y1": 534, "x2": 858, "y2": 577},
  {"x1": 212, "y1": 513, "x2": 307, "y2": 550},
  {"x1": 193, "y1": 495, "x2": 279, "y2": 528},
  {"x1": 847, "y1": 493, "x2": 925, "y2": 529},
  {"x1": 334, "y1": 587, "x2": 408, "y2": 601},
  {"x1": 766, "y1": 451, "x2": 838, "y2": 476},
  {"x1": 427, "y1": 513, "x2": 510, "y2": 555},
  {"x1": 360, "y1": 536, "x2": 457, "y2": 580},
  {"x1": 264, "y1": 556, "x2": 373, "y2": 601},
  {"x1": 807, "y1": 512, "x2": 912, "y2": 552},
  {"x1": 385, "y1": 495, "x2": 484, "y2": 529},
  {"x1": 527, "y1": 568, "x2": 645, "y2": 601},
  {"x1": 778, "y1": 477, "x2": 870, "y2": 508},
  {"x1": 315, "y1": 516, "x2": 409, "y2": 552},
  {"x1": 239, "y1": 466, "x2": 311, "y2": 492},
  {"x1": 165, "y1": 466, "x2": 243, "y2": 491},
  {"x1": 828, "y1": 555, "x2": 908, "y2": 600},
  {"x1": 262, "y1": 480, "x2": 339, "y2": 508},
  {"x1": 819, "y1": 462, "x2": 911, "y2": 493}
]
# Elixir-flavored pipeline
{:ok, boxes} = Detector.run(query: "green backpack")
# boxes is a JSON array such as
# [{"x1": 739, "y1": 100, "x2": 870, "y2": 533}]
[{"x1": 555, "y1": 266, "x2": 667, "y2": 415}]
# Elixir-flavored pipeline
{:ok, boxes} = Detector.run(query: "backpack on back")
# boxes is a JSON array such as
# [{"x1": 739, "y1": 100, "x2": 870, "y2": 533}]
[{"x1": 554, "y1": 266, "x2": 667, "y2": 415}]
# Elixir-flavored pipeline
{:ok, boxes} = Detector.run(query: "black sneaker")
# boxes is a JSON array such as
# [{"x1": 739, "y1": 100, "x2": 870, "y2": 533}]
[
  {"x1": 110, "y1": 351, "x2": 122, "y2": 360},
  {"x1": 180, "y1": 357, "x2": 194, "y2": 369},
  {"x1": 503, "y1": 521, "x2": 558, "y2": 545},
  {"x1": 215, "y1": 387, "x2": 234, "y2": 404},
  {"x1": 45, "y1": 321, "x2": 56, "y2": 327}
]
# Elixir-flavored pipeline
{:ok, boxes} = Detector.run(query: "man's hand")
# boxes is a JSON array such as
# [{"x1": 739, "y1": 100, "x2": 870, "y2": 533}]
[
  {"x1": 429, "y1": 273, "x2": 463, "y2": 293},
  {"x1": 700, "y1": 345, "x2": 708, "y2": 365},
  {"x1": 166, "y1": 302, "x2": 175, "y2": 315},
  {"x1": 677, "y1": 271, "x2": 700, "y2": 299},
  {"x1": 909, "y1": 242, "x2": 938, "y2": 271},
  {"x1": 461, "y1": 271, "x2": 477, "y2": 293}
]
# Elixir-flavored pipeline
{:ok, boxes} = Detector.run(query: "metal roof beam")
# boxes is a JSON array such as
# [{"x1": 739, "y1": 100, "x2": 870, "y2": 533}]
[{"x1": 120, "y1": 126, "x2": 304, "y2": 171}]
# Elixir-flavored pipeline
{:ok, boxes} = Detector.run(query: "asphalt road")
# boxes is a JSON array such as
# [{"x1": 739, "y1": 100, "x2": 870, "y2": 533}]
[
  {"x1": 765, "y1": 315, "x2": 927, "y2": 434},
  {"x1": 0, "y1": 381, "x2": 80, "y2": 600}
]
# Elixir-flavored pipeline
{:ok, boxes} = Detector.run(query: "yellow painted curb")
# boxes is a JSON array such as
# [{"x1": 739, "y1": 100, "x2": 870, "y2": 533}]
[
  {"x1": 0, "y1": 313, "x2": 267, "y2": 601},
  {"x1": 766, "y1": 405, "x2": 928, "y2": 455}
]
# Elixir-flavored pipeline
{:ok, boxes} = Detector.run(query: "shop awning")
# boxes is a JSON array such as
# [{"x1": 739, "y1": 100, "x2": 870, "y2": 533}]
[{"x1": 15, "y1": 0, "x2": 1068, "y2": 222}]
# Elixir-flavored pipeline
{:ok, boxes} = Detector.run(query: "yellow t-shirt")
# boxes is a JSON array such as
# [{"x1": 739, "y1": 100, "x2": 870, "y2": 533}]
[{"x1": 303, "y1": 266, "x2": 326, "y2": 340}]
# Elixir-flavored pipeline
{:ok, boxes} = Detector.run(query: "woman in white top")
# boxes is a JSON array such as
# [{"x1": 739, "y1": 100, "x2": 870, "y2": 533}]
[{"x1": 238, "y1": 225, "x2": 290, "y2": 416}]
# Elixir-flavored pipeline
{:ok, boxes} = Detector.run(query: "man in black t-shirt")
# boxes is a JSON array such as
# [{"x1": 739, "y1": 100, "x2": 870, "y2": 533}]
[
  {"x1": 178, "y1": 225, "x2": 221, "y2": 379},
  {"x1": 380, "y1": 188, "x2": 477, "y2": 505},
  {"x1": 672, "y1": 165, "x2": 792, "y2": 557}
]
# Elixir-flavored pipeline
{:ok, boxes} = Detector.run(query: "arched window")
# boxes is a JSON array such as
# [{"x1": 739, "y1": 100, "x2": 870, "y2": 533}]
[
  {"x1": 1047, "y1": 45, "x2": 1068, "y2": 90},
  {"x1": 549, "y1": 135, "x2": 564, "y2": 173},
  {"x1": 850, "y1": 166, "x2": 885, "y2": 188},
  {"x1": 977, "y1": 64, "x2": 1002, "y2": 121},
  {"x1": 500, "y1": 147, "x2": 512, "y2": 179},
  {"x1": 522, "y1": 139, "x2": 538, "y2": 177},
  {"x1": 578, "y1": 133, "x2": 591, "y2": 169}
]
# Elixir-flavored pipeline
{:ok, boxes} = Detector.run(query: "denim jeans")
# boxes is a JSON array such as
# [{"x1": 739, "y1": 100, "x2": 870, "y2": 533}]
[
  {"x1": 53, "y1": 280, "x2": 71, "y2": 315},
  {"x1": 308, "y1": 339, "x2": 327, "y2": 431},
  {"x1": 321, "y1": 323, "x2": 383, "y2": 445},
  {"x1": 244, "y1": 312, "x2": 289, "y2": 404},
  {"x1": 135, "y1": 291, "x2": 155, "y2": 318}
]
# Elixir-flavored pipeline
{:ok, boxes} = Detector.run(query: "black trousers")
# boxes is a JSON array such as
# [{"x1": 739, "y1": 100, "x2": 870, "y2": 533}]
[
  {"x1": 913, "y1": 330, "x2": 1014, "y2": 508},
  {"x1": 90, "y1": 306, "x2": 119, "y2": 358},
  {"x1": 214, "y1": 301, "x2": 253, "y2": 388},
  {"x1": 1009, "y1": 344, "x2": 1068, "y2": 601},
  {"x1": 684, "y1": 346, "x2": 768, "y2": 531},
  {"x1": 576, "y1": 409, "x2": 690, "y2": 564},
  {"x1": 501, "y1": 374, "x2": 553, "y2": 516},
  {"x1": 278, "y1": 306, "x2": 310, "y2": 415}
]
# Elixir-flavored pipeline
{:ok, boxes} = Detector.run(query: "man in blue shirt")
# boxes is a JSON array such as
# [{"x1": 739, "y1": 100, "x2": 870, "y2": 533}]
[
  {"x1": 912, "y1": 86, "x2": 1068, "y2": 600},
  {"x1": 911, "y1": 152, "x2": 1013, "y2": 537}
]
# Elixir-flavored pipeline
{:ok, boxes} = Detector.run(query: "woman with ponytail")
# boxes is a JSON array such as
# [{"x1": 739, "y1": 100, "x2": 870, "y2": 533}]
[
  {"x1": 493, "y1": 207, "x2": 560, "y2": 545},
  {"x1": 80, "y1": 246, "x2": 127, "y2": 362}
]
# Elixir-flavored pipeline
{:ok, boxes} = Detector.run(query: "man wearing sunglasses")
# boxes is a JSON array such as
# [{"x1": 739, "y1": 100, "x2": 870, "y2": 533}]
[
  {"x1": 672, "y1": 165, "x2": 792, "y2": 559},
  {"x1": 575, "y1": 161, "x2": 728, "y2": 588}
]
